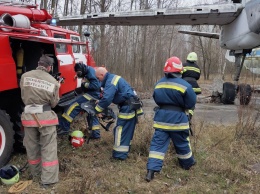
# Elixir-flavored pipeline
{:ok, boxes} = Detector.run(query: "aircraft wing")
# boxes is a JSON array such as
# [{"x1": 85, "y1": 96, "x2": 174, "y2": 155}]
[
  {"x1": 178, "y1": 30, "x2": 220, "y2": 39},
  {"x1": 57, "y1": 3, "x2": 243, "y2": 26}
]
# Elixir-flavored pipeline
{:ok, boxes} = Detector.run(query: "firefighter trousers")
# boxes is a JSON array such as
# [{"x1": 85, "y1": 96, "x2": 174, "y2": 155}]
[
  {"x1": 147, "y1": 129, "x2": 195, "y2": 171},
  {"x1": 112, "y1": 116, "x2": 137, "y2": 160},
  {"x1": 23, "y1": 125, "x2": 59, "y2": 184},
  {"x1": 59, "y1": 95, "x2": 100, "y2": 138}
]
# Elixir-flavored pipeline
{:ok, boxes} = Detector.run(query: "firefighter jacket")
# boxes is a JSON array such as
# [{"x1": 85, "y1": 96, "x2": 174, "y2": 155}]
[
  {"x1": 20, "y1": 67, "x2": 60, "y2": 127},
  {"x1": 95, "y1": 72, "x2": 136, "y2": 114},
  {"x1": 153, "y1": 76, "x2": 196, "y2": 131},
  {"x1": 182, "y1": 61, "x2": 201, "y2": 94},
  {"x1": 81, "y1": 66, "x2": 101, "y2": 99}
]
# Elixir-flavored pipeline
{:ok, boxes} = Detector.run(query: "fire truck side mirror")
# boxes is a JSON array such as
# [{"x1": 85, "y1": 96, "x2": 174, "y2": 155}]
[{"x1": 83, "y1": 31, "x2": 91, "y2": 37}]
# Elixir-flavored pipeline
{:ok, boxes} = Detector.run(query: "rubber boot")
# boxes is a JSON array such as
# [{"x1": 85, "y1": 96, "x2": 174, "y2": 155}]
[
  {"x1": 181, "y1": 161, "x2": 196, "y2": 170},
  {"x1": 145, "y1": 170, "x2": 155, "y2": 182}
]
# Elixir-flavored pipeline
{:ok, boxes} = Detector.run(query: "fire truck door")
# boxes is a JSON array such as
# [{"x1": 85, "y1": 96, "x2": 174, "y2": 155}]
[
  {"x1": 0, "y1": 35, "x2": 18, "y2": 91},
  {"x1": 71, "y1": 35, "x2": 87, "y2": 89},
  {"x1": 56, "y1": 54, "x2": 76, "y2": 95},
  {"x1": 71, "y1": 36, "x2": 86, "y2": 64}
]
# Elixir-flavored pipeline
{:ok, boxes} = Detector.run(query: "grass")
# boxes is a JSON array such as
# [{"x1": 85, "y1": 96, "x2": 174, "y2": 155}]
[
  {"x1": 1, "y1": 110, "x2": 260, "y2": 194},
  {"x1": 2, "y1": 76, "x2": 260, "y2": 194}
]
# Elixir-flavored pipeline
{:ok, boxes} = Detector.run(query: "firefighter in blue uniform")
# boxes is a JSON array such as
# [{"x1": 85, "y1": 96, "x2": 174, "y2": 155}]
[
  {"x1": 58, "y1": 63, "x2": 101, "y2": 139},
  {"x1": 146, "y1": 56, "x2": 197, "y2": 182},
  {"x1": 95, "y1": 67, "x2": 143, "y2": 160},
  {"x1": 182, "y1": 52, "x2": 201, "y2": 119}
]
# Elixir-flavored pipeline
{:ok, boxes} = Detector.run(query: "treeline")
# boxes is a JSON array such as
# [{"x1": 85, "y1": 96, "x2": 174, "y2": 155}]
[{"x1": 35, "y1": 0, "x2": 226, "y2": 90}]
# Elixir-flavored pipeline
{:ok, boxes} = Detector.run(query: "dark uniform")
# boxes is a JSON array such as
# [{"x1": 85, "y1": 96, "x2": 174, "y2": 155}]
[
  {"x1": 59, "y1": 65, "x2": 101, "y2": 138},
  {"x1": 182, "y1": 61, "x2": 201, "y2": 95},
  {"x1": 182, "y1": 60, "x2": 201, "y2": 117},
  {"x1": 95, "y1": 72, "x2": 143, "y2": 160},
  {"x1": 146, "y1": 76, "x2": 196, "y2": 173}
]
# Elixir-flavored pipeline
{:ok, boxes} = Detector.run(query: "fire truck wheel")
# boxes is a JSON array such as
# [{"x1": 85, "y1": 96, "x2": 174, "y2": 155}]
[
  {"x1": 239, "y1": 84, "x2": 252, "y2": 105},
  {"x1": 221, "y1": 82, "x2": 236, "y2": 104},
  {"x1": 10, "y1": 105, "x2": 25, "y2": 153},
  {"x1": 0, "y1": 110, "x2": 15, "y2": 168}
]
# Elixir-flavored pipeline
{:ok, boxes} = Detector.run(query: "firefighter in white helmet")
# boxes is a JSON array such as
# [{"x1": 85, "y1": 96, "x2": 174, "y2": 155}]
[
  {"x1": 182, "y1": 52, "x2": 201, "y2": 119},
  {"x1": 145, "y1": 56, "x2": 196, "y2": 182},
  {"x1": 20, "y1": 55, "x2": 60, "y2": 188}
]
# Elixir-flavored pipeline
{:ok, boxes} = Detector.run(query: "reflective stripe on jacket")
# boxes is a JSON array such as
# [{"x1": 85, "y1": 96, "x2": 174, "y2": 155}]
[
  {"x1": 95, "y1": 72, "x2": 136, "y2": 113},
  {"x1": 182, "y1": 61, "x2": 201, "y2": 94},
  {"x1": 153, "y1": 76, "x2": 196, "y2": 131}
]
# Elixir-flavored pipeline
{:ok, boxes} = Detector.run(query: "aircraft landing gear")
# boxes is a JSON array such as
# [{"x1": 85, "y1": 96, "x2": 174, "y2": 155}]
[
  {"x1": 221, "y1": 82, "x2": 236, "y2": 104},
  {"x1": 220, "y1": 50, "x2": 252, "y2": 105},
  {"x1": 238, "y1": 84, "x2": 252, "y2": 105}
]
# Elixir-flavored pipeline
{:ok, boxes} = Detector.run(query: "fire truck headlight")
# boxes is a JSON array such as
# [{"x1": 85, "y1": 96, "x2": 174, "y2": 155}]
[{"x1": 40, "y1": 29, "x2": 48, "y2": 36}]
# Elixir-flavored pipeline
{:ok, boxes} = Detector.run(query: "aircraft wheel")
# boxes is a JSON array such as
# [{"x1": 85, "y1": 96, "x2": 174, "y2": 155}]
[
  {"x1": 221, "y1": 82, "x2": 236, "y2": 104},
  {"x1": 239, "y1": 84, "x2": 252, "y2": 105},
  {"x1": 0, "y1": 110, "x2": 14, "y2": 168}
]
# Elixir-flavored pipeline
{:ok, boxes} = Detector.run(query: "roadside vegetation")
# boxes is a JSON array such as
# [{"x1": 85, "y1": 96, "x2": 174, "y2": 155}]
[
  {"x1": 1, "y1": 1, "x2": 260, "y2": 193},
  {"x1": 2, "y1": 101, "x2": 260, "y2": 193}
]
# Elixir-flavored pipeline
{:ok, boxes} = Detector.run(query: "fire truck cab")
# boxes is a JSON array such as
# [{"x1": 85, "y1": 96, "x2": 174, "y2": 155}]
[{"x1": 0, "y1": 1, "x2": 95, "y2": 167}]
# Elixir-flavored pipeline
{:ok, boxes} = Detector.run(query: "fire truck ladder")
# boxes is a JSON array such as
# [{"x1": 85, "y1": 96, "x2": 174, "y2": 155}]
[{"x1": 0, "y1": 0, "x2": 37, "y2": 8}]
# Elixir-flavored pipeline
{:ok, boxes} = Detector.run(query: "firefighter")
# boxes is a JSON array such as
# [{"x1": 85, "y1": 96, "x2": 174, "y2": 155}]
[
  {"x1": 58, "y1": 62, "x2": 101, "y2": 139},
  {"x1": 95, "y1": 67, "x2": 143, "y2": 160},
  {"x1": 182, "y1": 52, "x2": 201, "y2": 119},
  {"x1": 20, "y1": 55, "x2": 60, "y2": 187},
  {"x1": 145, "y1": 56, "x2": 196, "y2": 182}
]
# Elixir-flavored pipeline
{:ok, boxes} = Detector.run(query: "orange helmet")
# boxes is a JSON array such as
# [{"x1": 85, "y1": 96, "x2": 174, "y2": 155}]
[
  {"x1": 70, "y1": 136, "x2": 85, "y2": 148},
  {"x1": 163, "y1": 57, "x2": 183, "y2": 73}
]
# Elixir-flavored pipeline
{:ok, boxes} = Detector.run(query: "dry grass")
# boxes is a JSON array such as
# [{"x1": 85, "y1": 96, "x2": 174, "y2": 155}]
[
  {"x1": 2, "y1": 76, "x2": 260, "y2": 193},
  {"x1": 198, "y1": 73, "x2": 260, "y2": 86},
  {"x1": 1, "y1": 109, "x2": 260, "y2": 194}
]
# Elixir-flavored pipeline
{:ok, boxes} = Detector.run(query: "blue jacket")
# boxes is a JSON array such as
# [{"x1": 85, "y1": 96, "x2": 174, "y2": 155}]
[
  {"x1": 95, "y1": 72, "x2": 135, "y2": 113},
  {"x1": 82, "y1": 66, "x2": 101, "y2": 99},
  {"x1": 153, "y1": 76, "x2": 196, "y2": 131}
]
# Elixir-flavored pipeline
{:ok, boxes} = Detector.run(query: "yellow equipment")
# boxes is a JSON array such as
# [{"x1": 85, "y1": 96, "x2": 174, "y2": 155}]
[{"x1": 16, "y1": 45, "x2": 24, "y2": 76}]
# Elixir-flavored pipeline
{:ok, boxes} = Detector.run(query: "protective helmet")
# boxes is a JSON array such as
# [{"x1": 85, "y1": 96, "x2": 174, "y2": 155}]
[
  {"x1": 0, "y1": 165, "x2": 19, "y2": 185},
  {"x1": 187, "y1": 52, "x2": 198, "y2": 62},
  {"x1": 164, "y1": 57, "x2": 183, "y2": 73},
  {"x1": 70, "y1": 130, "x2": 84, "y2": 138},
  {"x1": 70, "y1": 136, "x2": 85, "y2": 148},
  {"x1": 74, "y1": 62, "x2": 88, "y2": 78}
]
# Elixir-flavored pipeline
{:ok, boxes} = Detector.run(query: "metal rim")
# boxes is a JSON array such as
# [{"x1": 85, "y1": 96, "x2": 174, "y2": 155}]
[{"x1": 0, "y1": 125, "x2": 6, "y2": 156}]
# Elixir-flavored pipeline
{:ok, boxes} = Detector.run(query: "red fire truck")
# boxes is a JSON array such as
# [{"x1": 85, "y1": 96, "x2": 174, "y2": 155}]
[{"x1": 0, "y1": 1, "x2": 96, "y2": 167}]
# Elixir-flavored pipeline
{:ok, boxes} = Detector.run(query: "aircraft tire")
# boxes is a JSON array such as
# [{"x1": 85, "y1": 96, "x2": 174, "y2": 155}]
[
  {"x1": 221, "y1": 82, "x2": 236, "y2": 104},
  {"x1": 239, "y1": 84, "x2": 252, "y2": 105},
  {"x1": 0, "y1": 109, "x2": 14, "y2": 168}
]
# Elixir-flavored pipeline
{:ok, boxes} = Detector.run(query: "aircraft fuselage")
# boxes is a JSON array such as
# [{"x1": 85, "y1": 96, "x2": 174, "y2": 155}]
[{"x1": 220, "y1": 0, "x2": 260, "y2": 50}]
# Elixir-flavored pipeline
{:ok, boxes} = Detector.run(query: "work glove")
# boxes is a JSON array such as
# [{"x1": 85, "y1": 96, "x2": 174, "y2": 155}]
[
  {"x1": 81, "y1": 82, "x2": 89, "y2": 89},
  {"x1": 81, "y1": 79, "x2": 90, "y2": 92}
]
